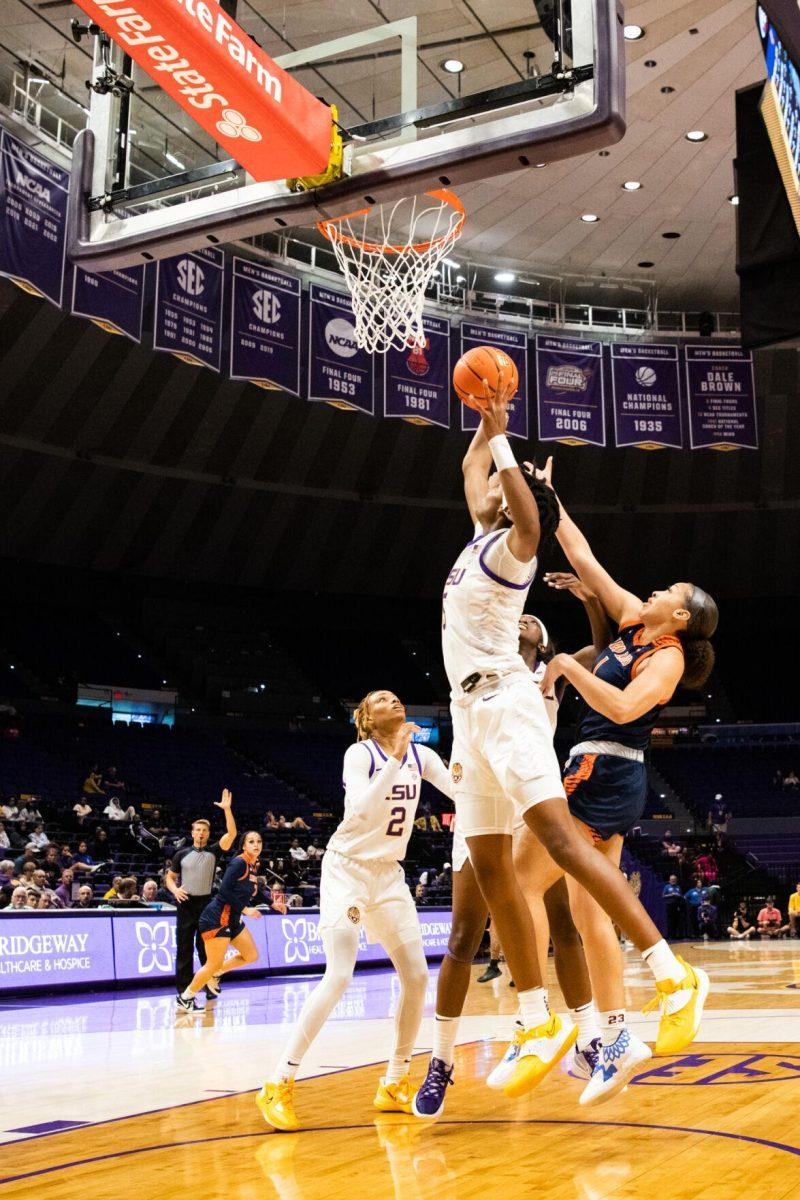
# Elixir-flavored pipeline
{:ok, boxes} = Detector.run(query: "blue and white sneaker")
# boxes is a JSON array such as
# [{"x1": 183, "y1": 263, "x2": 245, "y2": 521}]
[
  {"x1": 579, "y1": 1028, "x2": 652, "y2": 1106},
  {"x1": 568, "y1": 1036, "x2": 601, "y2": 1081},
  {"x1": 411, "y1": 1057, "x2": 454, "y2": 1119}
]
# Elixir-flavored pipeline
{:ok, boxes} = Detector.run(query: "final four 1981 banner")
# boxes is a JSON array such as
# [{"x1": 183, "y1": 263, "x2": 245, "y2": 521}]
[{"x1": 384, "y1": 314, "x2": 450, "y2": 427}]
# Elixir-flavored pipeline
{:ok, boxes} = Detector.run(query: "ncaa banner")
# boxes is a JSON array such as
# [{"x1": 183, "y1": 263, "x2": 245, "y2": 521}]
[
  {"x1": 154, "y1": 246, "x2": 224, "y2": 371},
  {"x1": 230, "y1": 257, "x2": 301, "y2": 395},
  {"x1": 71, "y1": 264, "x2": 145, "y2": 343},
  {"x1": 611, "y1": 342, "x2": 683, "y2": 450},
  {"x1": 308, "y1": 284, "x2": 373, "y2": 415},
  {"x1": 0, "y1": 129, "x2": 68, "y2": 307},
  {"x1": 384, "y1": 313, "x2": 450, "y2": 428},
  {"x1": 460, "y1": 322, "x2": 528, "y2": 440},
  {"x1": 685, "y1": 345, "x2": 758, "y2": 451},
  {"x1": 73, "y1": 0, "x2": 331, "y2": 182},
  {"x1": 536, "y1": 335, "x2": 605, "y2": 446}
]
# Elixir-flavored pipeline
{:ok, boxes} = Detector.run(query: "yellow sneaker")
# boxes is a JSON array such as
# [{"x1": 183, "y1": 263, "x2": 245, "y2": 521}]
[
  {"x1": 374, "y1": 1075, "x2": 413, "y2": 1113},
  {"x1": 500, "y1": 1013, "x2": 578, "y2": 1099},
  {"x1": 642, "y1": 957, "x2": 710, "y2": 1055},
  {"x1": 256, "y1": 1080, "x2": 299, "y2": 1132}
]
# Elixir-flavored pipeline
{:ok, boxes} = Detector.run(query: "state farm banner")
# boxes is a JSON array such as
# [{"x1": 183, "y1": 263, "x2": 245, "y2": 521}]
[
  {"x1": 384, "y1": 314, "x2": 450, "y2": 428},
  {"x1": 685, "y1": 345, "x2": 758, "y2": 450},
  {"x1": 308, "y1": 284, "x2": 373, "y2": 415},
  {"x1": 73, "y1": 0, "x2": 331, "y2": 182},
  {"x1": 154, "y1": 247, "x2": 224, "y2": 371},
  {"x1": 71, "y1": 264, "x2": 145, "y2": 343},
  {"x1": 230, "y1": 257, "x2": 301, "y2": 395},
  {"x1": 536, "y1": 335, "x2": 606, "y2": 446},
  {"x1": 0, "y1": 129, "x2": 68, "y2": 307},
  {"x1": 611, "y1": 342, "x2": 683, "y2": 450},
  {"x1": 459, "y1": 323, "x2": 528, "y2": 440}
]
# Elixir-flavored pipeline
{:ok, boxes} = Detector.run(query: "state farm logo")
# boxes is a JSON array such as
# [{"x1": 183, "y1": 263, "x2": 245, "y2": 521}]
[
  {"x1": 325, "y1": 317, "x2": 359, "y2": 358},
  {"x1": 177, "y1": 257, "x2": 205, "y2": 296},
  {"x1": 134, "y1": 921, "x2": 174, "y2": 974},
  {"x1": 253, "y1": 288, "x2": 281, "y2": 324},
  {"x1": 216, "y1": 108, "x2": 262, "y2": 142},
  {"x1": 281, "y1": 916, "x2": 314, "y2": 964}
]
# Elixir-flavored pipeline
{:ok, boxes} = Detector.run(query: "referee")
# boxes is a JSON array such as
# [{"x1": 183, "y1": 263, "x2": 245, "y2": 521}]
[{"x1": 166, "y1": 789, "x2": 237, "y2": 1003}]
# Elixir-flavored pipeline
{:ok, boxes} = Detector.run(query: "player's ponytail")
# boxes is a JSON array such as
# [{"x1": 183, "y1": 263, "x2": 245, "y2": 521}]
[
  {"x1": 354, "y1": 692, "x2": 377, "y2": 741},
  {"x1": 523, "y1": 474, "x2": 560, "y2": 556},
  {"x1": 678, "y1": 585, "x2": 718, "y2": 690}
]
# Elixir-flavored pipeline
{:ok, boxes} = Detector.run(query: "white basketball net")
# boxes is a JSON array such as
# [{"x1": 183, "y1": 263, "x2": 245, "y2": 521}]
[{"x1": 318, "y1": 190, "x2": 465, "y2": 354}]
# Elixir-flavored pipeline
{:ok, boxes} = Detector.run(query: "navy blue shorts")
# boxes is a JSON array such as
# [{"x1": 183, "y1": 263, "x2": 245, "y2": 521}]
[
  {"x1": 200, "y1": 919, "x2": 245, "y2": 943},
  {"x1": 564, "y1": 752, "x2": 647, "y2": 841}
]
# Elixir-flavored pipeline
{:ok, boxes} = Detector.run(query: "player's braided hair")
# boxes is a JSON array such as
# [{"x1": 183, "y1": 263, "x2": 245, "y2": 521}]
[
  {"x1": 354, "y1": 692, "x2": 377, "y2": 741},
  {"x1": 523, "y1": 474, "x2": 561, "y2": 555},
  {"x1": 677, "y1": 584, "x2": 718, "y2": 690}
]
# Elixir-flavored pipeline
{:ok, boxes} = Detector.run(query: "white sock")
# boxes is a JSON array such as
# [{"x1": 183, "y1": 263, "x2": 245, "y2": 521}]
[
  {"x1": 432, "y1": 1014, "x2": 459, "y2": 1067},
  {"x1": 385, "y1": 1055, "x2": 411, "y2": 1085},
  {"x1": 598, "y1": 1008, "x2": 626, "y2": 1046},
  {"x1": 517, "y1": 986, "x2": 549, "y2": 1029},
  {"x1": 571, "y1": 1001, "x2": 601, "y2": 1051},
  {"x1": 181, "y1": 986, "x2": 197, "y2": 1000},
  {"x1": 642, "y1": 939, "x2": 684, "y2": 985},
  {"x1": 272, "y1": 1058, "x2": 300, "y2": 1082}
]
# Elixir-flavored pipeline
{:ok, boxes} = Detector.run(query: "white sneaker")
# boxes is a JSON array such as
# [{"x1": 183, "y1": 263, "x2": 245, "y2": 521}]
[
  {"x1": 486, "y1": 1019, "x2": 524, "y2": 1090},
  {"x1": 496, "y1": 1014, "x2": 578, "y2": 1099},
  {"x1": 579, "y1": 1028, "x2": 652, "y2": 1107}
]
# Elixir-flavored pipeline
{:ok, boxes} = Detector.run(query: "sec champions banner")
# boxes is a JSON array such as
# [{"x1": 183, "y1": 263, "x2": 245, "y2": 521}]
[
  {"x1": 536, "y1": 335, "x2": 606, "y2": 446},
  {"x1": 459, "y1": 323, "x2": 528, "y2": 440},
  {"x1": 0, "y1": 129, "x2": 68, "y2": 307},
  {"x1": 230, "y1": 258, "x2": 301, "y2": 395},
  {"x1": 308, "y1": 284, "x2": 373, "y2": 415},
  {"x1": 154, "y1": 247, "x2": 224, "y2": 371},
  {"x1": 611, "y1": 342, "x2": 683, "y2": 449},
  {"x1": 384, "y1": 314, "x2": 450, "y2": 427},
  {"x1": 71, "y1": 265, "x2": 145, "y2": 343},
  {"x1": 685, "y1": 345, "x2": 758, "y2": 450}
]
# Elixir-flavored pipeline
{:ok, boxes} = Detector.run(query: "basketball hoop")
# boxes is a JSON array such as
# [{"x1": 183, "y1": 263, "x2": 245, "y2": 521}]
[{"x1": 318, "y1": 189, "x2": 466, "y2": 354}]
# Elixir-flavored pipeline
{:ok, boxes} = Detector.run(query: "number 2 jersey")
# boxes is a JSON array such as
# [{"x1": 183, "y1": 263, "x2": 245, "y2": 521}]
[{"x1": 327, "y1": 738, "x2": 453, "y2": 862}]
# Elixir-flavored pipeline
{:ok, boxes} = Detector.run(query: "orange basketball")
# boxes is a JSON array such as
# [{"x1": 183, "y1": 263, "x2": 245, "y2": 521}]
[{"x1": 453, "y1": 345, "x2": 519, "y2": 411}]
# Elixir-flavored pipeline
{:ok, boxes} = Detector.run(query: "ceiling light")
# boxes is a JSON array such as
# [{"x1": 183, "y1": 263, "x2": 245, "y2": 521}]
[
  {"x1": 443, "y1": 258, "x2": 461, "y2": 269},
  {"x1": 494, "y1": 271, "x2": 516, "y2": 283},
  {"x1": 685, "y1": 130, "x2": 708, "y2": 142},
  {"x1": 622, "y1": 180, "x2": 642, "y2": 191},
  {"x1": 644, "y1": 60, "x2": 657, "y2": 68},
  {"x1": 728, "y1": 194, "x2": 739, "y2": 205},
  {"x1": 456, "y1": 275, "x2": 466, "y2": 283},
  {"x1": 624, "y1": 25, "x2": 645, "y2": 39},
  {"x1": 660, "y1": 85, "x2": 675, "y2": 94},
  {"x1": 441, "y1": 58, "x2": 464, "y2": 73},
  {"x1": 533, "y1": 162, "x2": 548, "y2": 168},
  {"x1": 580, "y1": 213, "x2": 600, "y2": 223}
]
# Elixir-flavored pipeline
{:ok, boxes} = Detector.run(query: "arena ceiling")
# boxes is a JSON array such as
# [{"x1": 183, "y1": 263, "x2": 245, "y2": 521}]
[{"x1": 1, "y1": 0, "x2": 764, "y2": 309}]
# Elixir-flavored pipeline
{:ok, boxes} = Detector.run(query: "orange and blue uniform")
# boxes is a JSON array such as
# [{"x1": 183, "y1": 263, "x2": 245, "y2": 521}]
[
  {"x1": 564, "y1": 622, "x2": 683, "y2": 840},
  {"x1": 198, "y1": 853, "x2": 257, "y2": 942}
]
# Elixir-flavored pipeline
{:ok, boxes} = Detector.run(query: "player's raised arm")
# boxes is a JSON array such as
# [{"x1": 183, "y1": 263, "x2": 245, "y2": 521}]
[
  {"x1": 462, "y1": 425, "x2": 494, "y2": 529},
  {"x1": 545, "y1": 571, "x2": 614, "y2": 668},
  {"x1": 541, "y1": 644, "x2": 684, "y2": 723},
  {"x1": 480, "y1": 375, "x2": 541, "y2": 562}
]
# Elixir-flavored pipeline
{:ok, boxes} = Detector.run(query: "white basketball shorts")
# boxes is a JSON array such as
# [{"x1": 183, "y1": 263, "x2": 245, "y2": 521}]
[
  {"x1": 318, "y1": 849, "x2": 421, "y2": 953},
  {"x1": 450, "y1": 672, "x2": 565, "y2": 838}
]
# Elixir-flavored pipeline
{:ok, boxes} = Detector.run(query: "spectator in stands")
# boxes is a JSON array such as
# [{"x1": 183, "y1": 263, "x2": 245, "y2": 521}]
[
  {"x1": 784, "y1": 770, "x2": 800, "y2": 789},
  {"x1": 695, "y1": 849, "x2": 719, "y2": 885},
  {"x1": 16, "y1": 861, "x2": 37, "y2": 889},
  {"x1": 788, "y1": 883, "x2": 800, "y2": 938},
  {"x1": 662, "y1": 874, "x2": 684, "y2": 939},
  {"x1": 0, "y1": 822, "x2": 9, "y2": 851},
  {"x1": 31, "y1": 868, "x2": 49, "y2": 891},
  {"x1": 306, "y1": 839, "x2": 324, "y2": 860},
  {"x1": 103, "y1": 797, "x2": 137, "y2": 822},
  {"x1": 73, "y1": 799, "x2": 94, "y2": 827},
  {"x1": 18, "y1": 799, "x2": 43, "y2": 825},
  {"x1": 108, "y1": 877, "x2": 150, "y2": 908},
  {"x1": 92, "y1": 827, "x2": 111, "y2": 860},
  {"x1": 1, "y1": 798, "x2": 19, "y2": 822},
  {"x1": 30, "y1": 888, "x2": 48, "y2": 910},
  {"x1": 684, "y1": 876, "x2": 708, "y2": 935},
  {"x1": 71, "y1": 841, "x2": 100, "y2": 874},
  {"x1": 75, "y1": 884, "x2": 95, "y2": 909},
  {"x1": 707, "y1": 794, "x2": 731, "y2": 835},
  {"x1": 82, "y1": 768, "x2": 105, "y2": 797},
  {"x1": 415, "y1": 882, "x2": 427, "y2": 904},
  {"x1": 270, "y1": 884, "x2": 287, "y2": 914},
  {"x1": 103, "y1": 766, "x2": 127, "y2": 794},
  {"x1": 289, "y1": 838, "x2": 308, "y2": 863},
  {"x1": 54, "y1": 869, "x2": 74, "y2": 908},
  {"x1": 29, "y1": 823, "x2": 49, "y2": 850},
  {"x1": 8, "y1": 886, "x2": 33, "y2": 910},
  {"x1": 697, "y1": 897, "x2": 718, "y2": 940},
  {"x1": 0, "y1": 859, "x2": 15, "y2": 886},
  {"x1": 758, "y1": 896, "x2": 790, "y2": 938},
  {"x1": 433, "y1": 863, "x2": 452, "y2": 896},
  {"x1": 728, "y1": 902, "x2": 756, "y2": 940},
  {"x1": 288, "y1": 814, "x2": 311, "y2": 831},
  {"x1": 141, "y1": 879, "x2": 163, "y2": 907},
  {"x1": 103, "y1": 875, "x2": 123, "y2": 901},
  {"x1": 265, "y1": 811, "x2": 279, "y2": 829},
  {"x1": 42, "y1": 845, "x2": 62, "y2": 884},
  {"x1": 661, "y1": 831, "x2": 682, "y2": 859}
]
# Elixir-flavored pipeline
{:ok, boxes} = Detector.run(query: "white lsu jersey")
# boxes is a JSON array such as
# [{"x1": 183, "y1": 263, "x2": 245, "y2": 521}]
[
  {"x1": 442, "y1": 528, "x2": 538, "y2": 699},
  {"x1": 328, "y1": 738, "x2": 453, "y2": 862}
]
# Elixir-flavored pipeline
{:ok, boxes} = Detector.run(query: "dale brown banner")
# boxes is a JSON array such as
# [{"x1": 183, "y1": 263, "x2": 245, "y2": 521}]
[{"x1": 74, "y1": 0, "x2": 332, "y2": 181}]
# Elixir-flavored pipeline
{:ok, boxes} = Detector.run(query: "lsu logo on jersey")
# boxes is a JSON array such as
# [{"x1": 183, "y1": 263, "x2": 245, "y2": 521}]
[
  {"x1": 347, "y1": 906, "x2": 361, "y2": 924},
  {"x1": 451, "y1": 762, "x2": 463, "y2": 784}
]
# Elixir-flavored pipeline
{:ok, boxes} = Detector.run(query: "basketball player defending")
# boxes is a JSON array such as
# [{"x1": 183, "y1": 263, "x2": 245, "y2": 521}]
[
  {"x1": 257, "y1": 690, "x2": 453, "y2": 1131},
  {"x1": 442, "y1": 380, "x2": 708, "y2": 1098}
]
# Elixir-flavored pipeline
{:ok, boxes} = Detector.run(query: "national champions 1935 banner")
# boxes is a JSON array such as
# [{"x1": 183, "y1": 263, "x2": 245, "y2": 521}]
[{"x1": 611, "y1": 342, "x2": 683, "y2": 449}]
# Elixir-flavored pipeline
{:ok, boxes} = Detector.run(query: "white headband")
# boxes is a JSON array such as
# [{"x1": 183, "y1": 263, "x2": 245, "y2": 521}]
[{"x1": 531, "y1": 616, "x2": 549, "y2": 648}]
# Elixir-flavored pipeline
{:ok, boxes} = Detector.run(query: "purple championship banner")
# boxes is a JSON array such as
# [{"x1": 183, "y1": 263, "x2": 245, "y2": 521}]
[
  {"x1": 685, "y1": 345, "x2": 758, "y2": 451},
  {"x1": 611, "y1": 342, "x2": 683, "y2": 450},
  {"x1": 536, "y1": 334, "x2": 606, "y2": 446},
  {"x1": 230, "y1": 257, "x2": 301, "y2": 395},
  {"x1": 459, "y1": 322, "x2": 528, "y2": 440},
  {"x1": 71, "y1": 264, "x2": 145, "y2": 343},
  {"x1": 0, "y1": 129, "x2": 68, "y2": 308},
  {"x1": 308, "y1": 284, "x2": 374, "y2": 415},
  {"x1": 154, "y1": 247, "x2": 224, "y2": 371},
  {"x1": 384, "y1": 314, "x2": 451, "y2": 428}
]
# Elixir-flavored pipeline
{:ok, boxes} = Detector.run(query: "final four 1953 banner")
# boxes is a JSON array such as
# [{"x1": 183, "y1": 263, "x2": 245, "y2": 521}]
[
  {"x1": 685, "y1": 345, "x2": 758, "y2": 450},
  {"x1": 308, "y1": 284, "x2": 374, "y2": 416},
  {"x1": 460, "y1": 322, "x2": 529, "y2": 440}
]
